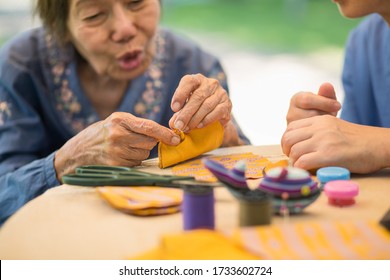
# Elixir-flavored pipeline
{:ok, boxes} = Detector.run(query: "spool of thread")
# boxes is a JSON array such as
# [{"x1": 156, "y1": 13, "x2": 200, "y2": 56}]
[
  {"x1": 182, "y1": 186, "x2": 215, "y2": 231},
  {"x1": 238, "y1": 196, "x2": 272, "y2": 227}
]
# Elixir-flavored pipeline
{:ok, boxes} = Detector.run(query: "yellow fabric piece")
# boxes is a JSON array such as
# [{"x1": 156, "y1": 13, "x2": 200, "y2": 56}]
[
  {"x1": 158, "y1": 121, "x2": 224, "y2": 168},
  {"x1": 96, "y1": 186, "x2": 183, "y2": 216},
  {"x1": 172, "y1": 153, "x2": 271, "y2": 182},
  {"x1": 263, "y1": 159, "x2": 289, "y2": 174},
  {"x1": 233, "y1": 220, "x2": 390, "y2": 260},
  {"x1": 132, "y1": 229, "x2": 260, "y2": 260}
]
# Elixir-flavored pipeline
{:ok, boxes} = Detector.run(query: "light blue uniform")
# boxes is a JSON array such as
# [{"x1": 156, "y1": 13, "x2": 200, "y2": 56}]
[{"x1": 341, "y1": 14, "x2": 390, "y2": 127}]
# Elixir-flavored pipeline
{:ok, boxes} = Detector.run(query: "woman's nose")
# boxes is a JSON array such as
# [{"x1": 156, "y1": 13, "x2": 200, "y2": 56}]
[{"x1": 110, "y1": 7, "x2": 137, "y2": 43}]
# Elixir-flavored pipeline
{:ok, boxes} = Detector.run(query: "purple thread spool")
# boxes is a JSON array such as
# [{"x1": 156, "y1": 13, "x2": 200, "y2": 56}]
[{"x1": 183, "y1": 186, "x2": 215, "y2": 231}]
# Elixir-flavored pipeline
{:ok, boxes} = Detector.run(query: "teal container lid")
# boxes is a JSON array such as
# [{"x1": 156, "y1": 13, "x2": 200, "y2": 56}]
[{"x1": 316, "y1": 167, "x2": 350, "y2": 183}]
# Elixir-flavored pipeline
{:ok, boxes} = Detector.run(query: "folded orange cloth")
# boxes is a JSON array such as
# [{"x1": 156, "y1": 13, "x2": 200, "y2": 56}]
[
  {"x1": 132, "y1": 229, "x2": 260, "y2": 260},
  {"x1": 96, "y1": 187, "x2": 183, "y2": 216},
  {"x1": 158, "y1": 121, "x2": 224, "y2": 168}
]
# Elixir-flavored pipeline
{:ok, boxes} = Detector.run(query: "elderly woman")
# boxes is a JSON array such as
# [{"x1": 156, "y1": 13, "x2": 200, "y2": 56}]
[
  {"x1": 282, "y1": 0, "x2": 390, "y2": 174},
  {"x1": 0, "y1": 0, "x2": 249, "y2": 225}
]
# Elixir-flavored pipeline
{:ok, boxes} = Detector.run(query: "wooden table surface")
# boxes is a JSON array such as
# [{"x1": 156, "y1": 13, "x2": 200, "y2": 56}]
[{"x1": 0, "y1": 145, "x2": 389, "y2": 259}]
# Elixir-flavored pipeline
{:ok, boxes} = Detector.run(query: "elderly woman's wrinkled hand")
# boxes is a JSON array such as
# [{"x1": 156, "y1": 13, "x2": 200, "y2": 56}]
[
  {"x1": 168, "y1": 74, "x2": 232, "y2": 132},
  {"x1": 54, "y1": 112, "x2": 180, "y2": 180}
]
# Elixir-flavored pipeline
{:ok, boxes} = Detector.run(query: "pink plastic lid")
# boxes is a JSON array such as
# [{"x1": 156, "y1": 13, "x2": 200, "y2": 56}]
[{"x1": 324, "y1": 180, "x2": 359, "y2": 199}]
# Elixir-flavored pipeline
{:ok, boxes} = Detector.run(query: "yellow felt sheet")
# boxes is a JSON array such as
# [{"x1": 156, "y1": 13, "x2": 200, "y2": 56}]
[
  {"x1": 132, "y1": 229, "x2": 260, "y2": 260},
  {"x1": 158, "y1": 121, "x2": 224, "y2": 168},
  {"x1": 96, "y1": 187, "x2": 183, "y2": 216},
  {"x1": 172, "y1": 154, "x2": 288, "y2": 182}
]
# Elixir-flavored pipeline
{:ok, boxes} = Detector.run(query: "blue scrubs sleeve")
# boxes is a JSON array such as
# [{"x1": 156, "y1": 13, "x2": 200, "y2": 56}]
[
  {"x1": 340, "y1": 28, "x2": 368, "y2": 124},
  {"x1": 340, "y1": 33, "x2": 358, "y2": 123}
]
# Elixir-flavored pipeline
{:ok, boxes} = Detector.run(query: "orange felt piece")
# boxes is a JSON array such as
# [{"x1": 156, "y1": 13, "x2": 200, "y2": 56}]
[{"x1": 158, "y1": 121, "x2": 224, "y2": 168}]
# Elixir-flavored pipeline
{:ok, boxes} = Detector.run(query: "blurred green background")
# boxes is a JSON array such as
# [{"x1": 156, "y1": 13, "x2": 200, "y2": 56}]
[
  {"x1": 161, "y1": 0, "x2": 361, "y2": 53},
  {"x1": 0, "y1": 0, "x2": 361, "y2": 53}
]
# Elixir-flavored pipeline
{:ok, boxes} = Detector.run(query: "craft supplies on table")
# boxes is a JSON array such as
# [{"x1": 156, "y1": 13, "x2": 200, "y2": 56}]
[
  {"x1": 238, "y1": 199, "x2": 272, "y2": 227},
  {"x1": 61, "y1": 165, "x2": 200, "y2": 188},
  {"x1": 203, "y1": 158, "x2": 272, "y2": 226},
  {"x1": 182, "y1": 186, "x2": 215, "y2": 230},
  {"x1": 323, "y1": 180, "x2": 359, "y2": 207},
  {"x1": 233, "y1": 220, "x2": 390, "y2": 260},
  {"x1": 62, "y1": 165, "x2": 219, "y2": 220},
  {"x1": 259, "y1": 166, "x2": 321, "y2": 214},
  {"x1": 96, "y1": 186, "x2": 182, "y2": 216},
  {"x1": 132, "y1": 220, "x2": 390, "y2": 260},
  {"x1": 158, "y1": 121, "x2": 224, "y2": 168},
  {"x1": 316, "y1": 166, "x2": 350, "y2": 188}
]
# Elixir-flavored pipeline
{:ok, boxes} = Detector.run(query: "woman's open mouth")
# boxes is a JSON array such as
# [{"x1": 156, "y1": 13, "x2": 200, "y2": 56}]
[{"x1": 117, "y1": 51, "x2": 143, "y2": 71}]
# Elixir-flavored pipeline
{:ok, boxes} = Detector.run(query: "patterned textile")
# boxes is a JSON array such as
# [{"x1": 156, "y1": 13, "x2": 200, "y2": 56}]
[
  {"x1": 96, "y1": 186, "x2": 183, "y2": 216},
  {"x1": 234, "y1": 220, "x2": 390, "y2": 260},
  {"x1": 131, "y1": 221, "x2": 390, "y2": 260}
]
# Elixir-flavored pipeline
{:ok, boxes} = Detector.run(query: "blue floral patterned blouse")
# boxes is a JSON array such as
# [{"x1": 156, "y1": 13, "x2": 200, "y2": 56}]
[{"x1": 0, "y1": 27, "x2": 249, "y2": 225}]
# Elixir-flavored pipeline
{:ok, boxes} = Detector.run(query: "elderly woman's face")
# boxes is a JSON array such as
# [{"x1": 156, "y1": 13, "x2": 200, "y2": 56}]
[{"x1": 67, "y1": 0, "x2": 160, "y2": 80}]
